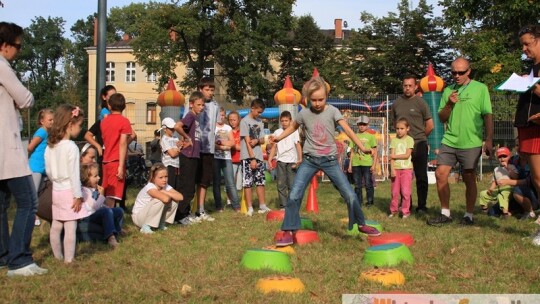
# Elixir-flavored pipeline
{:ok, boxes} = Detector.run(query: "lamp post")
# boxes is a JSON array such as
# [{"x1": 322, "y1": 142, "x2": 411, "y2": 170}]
[{"x1": 95, "y1": 0, "x2": 107, "y2": 121}]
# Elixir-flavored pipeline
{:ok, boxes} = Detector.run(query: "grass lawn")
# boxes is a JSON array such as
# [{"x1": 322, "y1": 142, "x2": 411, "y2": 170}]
[{"x1": 2, "y1": 177, "x2": 539, "y2": 303}]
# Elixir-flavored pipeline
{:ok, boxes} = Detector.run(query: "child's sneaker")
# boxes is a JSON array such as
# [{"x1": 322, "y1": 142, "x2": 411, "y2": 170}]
[
  {"x1": 359, "y1": 225, "x2": 381, "y2": 236},
  {"x1": 34, "y1": 218, "x2": 41, "y2": 226},
  {"x1": 188, "y1": 214, "x2": 202, "y2": 224},
  {"x1": 388, "y1": 212, "x2": 398, "y2": 218},
  {"x1": 139, "y1": 224, "x2": 154, "y2": 234},
  {"x1": 177, "y1": 217, "x2": 193, "y2": 226},
  {"x1": 7, "y1": 263, "x2": 48, "y2": 277},
  {"x1": 532, "y1": 230, "x2": 540, "y2": 246},
  {"x1": 258, "y1": 205, "x2": 271, "y2": 214},
  {"x1": 198, "y1": 212, "x2": 215, "y2": 222},
  {"x1": 402, "y1": 214, "x2": 410, "y2": 219},
  {"x1": 246, "y1": 208, "x2": 254, "y2": 217},
  {"x1": 275, "y1": 231, "x2": 294, "y2": 247}
]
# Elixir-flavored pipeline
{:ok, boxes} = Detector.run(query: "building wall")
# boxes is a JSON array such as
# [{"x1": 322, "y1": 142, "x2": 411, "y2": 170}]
[{"x1": 87, "y1": 47, "x2": 189, "y2": 144}]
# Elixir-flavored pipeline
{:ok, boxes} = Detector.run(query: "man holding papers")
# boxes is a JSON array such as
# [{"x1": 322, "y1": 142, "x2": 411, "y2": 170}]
[
  {"x1": 427, "y1": 57, "x2": 493, "y2": 227},
  {"x1": 516, "y1": 25, "x2": 540, "y2": 246}
]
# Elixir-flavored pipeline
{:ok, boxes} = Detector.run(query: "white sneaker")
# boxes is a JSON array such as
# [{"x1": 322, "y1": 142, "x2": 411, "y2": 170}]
[
  {"x1": 198, "y1": 212, "x2": 215, "y2": 222},
  {"x1": 177, "y1": 218, "x2": 193, "y2": 226},
  {"x1": 139, "y1": 224, "x2": 154, "y2": 234},
  {"x1": 188, "y1": 215, "x2": 202, "y2": 224},
  {"x1": 533, "y1": 230, "x2": 540, "y2": 246},
  {"x1": 258, "y1": 205, "x2": 271, "y2": 214},
  {"x1": 7, "y1": 263, "x2": 48, "y2": 277},
  {"x1": 247, "y1": 209, "x2": 254, "y2": 217},
  {"x1": 34, "y1": 219, "x2": 41, "y2": 226},
  {"x1": 226, "y1": 199, "x2": 232, "y2": 206}
]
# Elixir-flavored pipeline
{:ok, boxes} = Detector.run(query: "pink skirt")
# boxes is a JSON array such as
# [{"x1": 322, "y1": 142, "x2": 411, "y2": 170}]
[{"x1": 52, "y1": 189, "x2": 89, "y2": 221}]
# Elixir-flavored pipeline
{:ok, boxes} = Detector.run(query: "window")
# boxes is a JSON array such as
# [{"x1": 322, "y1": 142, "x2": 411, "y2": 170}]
[
  {"x1": 106, "y1": 62, "x2": 115, "y2": 82},
  {"x1": 146, "y1": 102, "x2": 157, "y2": 124},
  {"x1": 146, "y1": 72, "x2": 157, "y2": 83},
  {"x1": 126, "y1": 61, "x2": 136, "y2": 82},
  {"x1": 125, "y1": 101, "x2": 135, "y2": 124}
]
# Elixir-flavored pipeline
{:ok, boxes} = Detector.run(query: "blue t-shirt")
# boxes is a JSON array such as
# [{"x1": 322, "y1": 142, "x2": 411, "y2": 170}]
[
  {"x1": 29, "y1": 127, "x2": 48, "y2": 174},
  {"x1": 99, "y1": 108, "x2": 111, "y2": 120}
]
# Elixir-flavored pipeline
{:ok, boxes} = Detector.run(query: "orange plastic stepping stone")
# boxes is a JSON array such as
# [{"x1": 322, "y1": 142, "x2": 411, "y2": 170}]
[
  {"x1": 274, "y1": 229, "x2": 320, "y2": 246},
  {"x1": 266, "y1": 210, "x2": 285, "y2": 221},
  {"x1": 368, "y1": 232, "x2": 414, "y2": 247},
  {"x1": 360, "y1": 268, "x2": 405, "y2": 286}
]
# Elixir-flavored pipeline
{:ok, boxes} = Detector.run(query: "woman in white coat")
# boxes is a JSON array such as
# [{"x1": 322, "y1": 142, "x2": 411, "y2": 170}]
[{"x1": 0, "y1": 22, "x2": 48, "y2": 277}]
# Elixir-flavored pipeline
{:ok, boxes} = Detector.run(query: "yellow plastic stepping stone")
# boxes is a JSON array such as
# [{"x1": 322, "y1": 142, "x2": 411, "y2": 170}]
[
  {"x1": 256, "y1": 276, "x2": 305, "y2": 294},
  {"x1": 262, "y1": 245, "x2": 296, "y2": 255},
  {"x1": 360, "y1": 268, "x2": 405, "y2": 286}
]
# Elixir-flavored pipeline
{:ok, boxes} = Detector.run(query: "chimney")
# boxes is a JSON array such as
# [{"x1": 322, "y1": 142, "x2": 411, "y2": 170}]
[
  {"x1": 93, "y1": 18, "x2": 97, "y2": 47},
  {"x1": 334, "y1": 19, "x2": 343, "y2": 39},
  {"x1": 122, "y1": 33, "x2": 130, "y2": 41}
]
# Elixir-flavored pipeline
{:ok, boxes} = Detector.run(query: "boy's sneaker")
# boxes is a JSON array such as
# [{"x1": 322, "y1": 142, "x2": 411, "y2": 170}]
[
  {"x1": 258, "y1": 205, "x2": 271, "y2": 214},
  {"x1": 427, "y1": 214, "x2": 453, "y2": 226},
  {"x1": 7, "y1": 263, "x2": 48, "y2": 277},
  {"x1": 177, "y1": 217, "x2": 192, "y2": 226},
  {"x1": 198, "y1": 212, "x2": 215, "y2": 222},
  {"x1": 139, "y1": 224, "x2": 154, "y2": 234},
  {"x1": 358, "y1": 225, "x2": 381, "y2": 236},
  {"x1": 275, "y1": 231, "x2": 294, "y2": 247},
  {"x1": 459, "y1": 217, "x2": 474, "y2": 226},
  {"x1": 246, "y1": 209, "x2": 254, "y2": 217},
  {"x1": 34, "y1": 219, "x2": 41, "y2": 226},
  {"x1": 388, "y1": 213, "x2": 397, "y2": 218}
]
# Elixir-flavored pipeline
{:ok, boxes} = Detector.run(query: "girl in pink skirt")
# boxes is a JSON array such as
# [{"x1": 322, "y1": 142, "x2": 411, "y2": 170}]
[{"x1": 45, "y1": 104, "x2": 86, "y2": 263}]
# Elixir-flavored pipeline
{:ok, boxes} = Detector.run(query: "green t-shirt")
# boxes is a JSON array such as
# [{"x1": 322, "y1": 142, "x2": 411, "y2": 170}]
[
  {"x1": 390, "y1": 135, "x2": 414, "y2": 169},
  {"x1": 438, "y1": 80, "x2": 492, "y2": 149},
  {"x1": 349, "y1": 132, "x2": 377, "y2": 166}
]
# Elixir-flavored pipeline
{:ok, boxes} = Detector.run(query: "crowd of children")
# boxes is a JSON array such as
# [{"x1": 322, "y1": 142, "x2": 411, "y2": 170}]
[{"x1": 21, "y1": 75, "x2": 540, "y2": 270}]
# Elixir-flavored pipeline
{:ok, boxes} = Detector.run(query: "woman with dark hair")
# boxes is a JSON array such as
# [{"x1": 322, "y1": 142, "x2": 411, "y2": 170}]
[
  {"x1": 0, "y1": 22, "x2": 48, "y2": 276},
  {"x1": 516, "y1": 25, "x2": 540, "y2": 245},
  {"x1": 99, "y1": 85, "x2": 116, "y2": 120}
]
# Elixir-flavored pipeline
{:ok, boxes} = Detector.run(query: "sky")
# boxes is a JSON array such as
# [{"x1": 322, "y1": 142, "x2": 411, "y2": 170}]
[{"x1": 0, "y1": 0, "x2": 442, "y2": 36}]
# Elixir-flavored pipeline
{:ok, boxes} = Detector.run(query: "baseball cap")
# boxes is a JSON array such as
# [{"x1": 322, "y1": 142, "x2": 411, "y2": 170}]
[
  {"x1": 496, "y1": 147, "x2": 510, "y2": 158},
  {"x1": 161, "y1": 117, "x2": 176, "y2": 129},
  {"x1": 356, "y1": 115, "x2": 370, "y2": 125}
]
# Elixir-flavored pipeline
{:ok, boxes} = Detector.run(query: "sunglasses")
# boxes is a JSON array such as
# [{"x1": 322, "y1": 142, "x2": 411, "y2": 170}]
[
  {"x1": 497, "y1": 155, "x2": 508, "y2": 159},
  {"x1": 10, "y1": 43, "x2": 22, "y2": 50},
  {"x1": 451, "y1": 69, "x2": 469, "y2": 76},
  {"x1": 357, "y1": 123, "x2": 368, "y2": 126}
]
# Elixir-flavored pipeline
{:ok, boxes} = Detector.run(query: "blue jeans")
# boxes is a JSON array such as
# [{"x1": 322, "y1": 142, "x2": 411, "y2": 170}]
[
  {"x1": 352, "y1": 166, "x2": 374, "y2": 205},
  {"x1": 84, "y1": 207, "x2": 124, "y2": 240},
  {"x1": 281, "y1": 154, "x2": 366, "y2": 231},
  {"x1": 0, "y1": 175, "x2": 38, "y2": 270},
  {"x1": 213, "y1": 158, "x2": 240, "y2": 210}
]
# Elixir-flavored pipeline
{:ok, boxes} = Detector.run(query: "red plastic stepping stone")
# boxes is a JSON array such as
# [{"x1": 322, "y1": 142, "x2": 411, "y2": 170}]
[
  {"x1": 273, "y1": 230, "x2": 320, "y2": 246},
  {"x1": 266, "y1": 210, "x2": 285, "y2": 221},
  {"x1": 367, "y1": 232, "x2": 414, "y2": 247}
]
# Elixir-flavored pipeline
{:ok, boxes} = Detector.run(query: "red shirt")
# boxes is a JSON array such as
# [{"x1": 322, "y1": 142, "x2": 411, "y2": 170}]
[
  {"x1": 101, "y1": 113, "x2": 133, "y2": 162},
  {"x1": 231, "y1": 128, "x2": 241, "y2": 163}
]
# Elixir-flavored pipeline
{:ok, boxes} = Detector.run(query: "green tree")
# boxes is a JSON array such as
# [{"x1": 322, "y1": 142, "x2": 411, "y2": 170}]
[
  {"x1": 327, "y1": 0, "x2": 449, "y2": 95},
  {"x1": 439, "y1": 0, "x2": 540, "y2": 119},
  {"x1": 129, "y1": 0, "x2": 294, "y2": 103},
  {"x1": 277, "y1": 15, "x2": 334, "y2": 94}
]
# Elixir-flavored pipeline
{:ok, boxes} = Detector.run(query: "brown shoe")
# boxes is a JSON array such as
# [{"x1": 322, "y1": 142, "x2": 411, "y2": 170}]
[{"x1": 108, "y1": 235, "x2": 119, "y2": 249}]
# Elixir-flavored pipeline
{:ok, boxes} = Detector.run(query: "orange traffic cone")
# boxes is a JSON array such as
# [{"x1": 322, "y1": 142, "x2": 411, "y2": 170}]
[{"x1": 306, "y1": 176, "x2": 319, "y2": 213}]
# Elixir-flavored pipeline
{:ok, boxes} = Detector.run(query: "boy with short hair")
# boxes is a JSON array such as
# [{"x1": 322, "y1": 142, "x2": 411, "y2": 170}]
[
  {"x1": 241, "y1": 99, "x2": 270, "y2": 216},
  {"x1": 101, "y1": 93, "x2": 136, "y2": 208},
  {"x1": 160, "y1": 117, "x2": 182, "y2": 190},
  {"x1": 174, "y1": 92, "x2": 206, "y2": 225},
  {"x1": 478, "y1": 147, "x2": 518, "y2": 216},
  {"x1": 348, "y1": 115, "x2": 378, "y2": 207},
  {"x1": 194, "y1": 77, "x2": 220, "y2": 221},
  {"x1": 267, "y1": 111, "x2": 302, "y2": 209}
]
